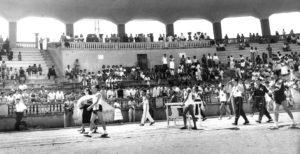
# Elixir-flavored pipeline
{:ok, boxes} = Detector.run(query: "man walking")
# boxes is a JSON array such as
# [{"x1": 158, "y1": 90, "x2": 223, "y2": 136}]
[
  {"x1": 140, "y1": 91, "x2": 155, "y2": 126},
  {"x1": 181, "y1": 88, "x2": 197, "y2": 130},
  {"x1": 228, "y1": 78, "x2": 249, "y2": 125},
  {"x1": 253, "y1": 79, "x2": 273, "y2": 123},
  {"x1": 77, "y1": 85, "x2": 108, "y2": 137}
]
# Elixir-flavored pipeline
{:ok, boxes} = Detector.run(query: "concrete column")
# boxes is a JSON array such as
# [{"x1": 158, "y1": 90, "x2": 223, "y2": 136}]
[
  {"x1": 117, "y1": 24, "x2": 126, "y2": 42},
  {"x1": 35, "y1": 33, "x2": 39, "y2": 48},
  {"x1": 213, "y1": 22, "x2": 222, "y2": 42},
  {"x1": 66, "y1": 23, "x2": 74, "y2": 37},
  {"x1": 260, "y1": 18, "x2": 271, "y2": 37},
  {"x1": 9, "y1": 21, "x2": 17, "y2": 48},
  {"x1": 166, "y1": 24, "x2": 174, "y2": 36}
]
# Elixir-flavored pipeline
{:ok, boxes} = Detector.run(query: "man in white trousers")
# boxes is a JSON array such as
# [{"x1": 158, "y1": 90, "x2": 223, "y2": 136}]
[{"x1": 140, "y1": 91, "x2": 155, "y2": 126}]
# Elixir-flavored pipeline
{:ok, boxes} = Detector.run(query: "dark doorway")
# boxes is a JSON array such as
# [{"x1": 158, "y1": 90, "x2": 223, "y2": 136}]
[{"x1": 137, "y1": 54, "x2": 148, "y2": 70}]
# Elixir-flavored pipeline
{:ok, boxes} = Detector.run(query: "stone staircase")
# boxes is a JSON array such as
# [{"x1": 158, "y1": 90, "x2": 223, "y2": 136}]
[
  {"x1": 0, "y1": 48, "x2": 58, "y2": 89},
  {"x1": 216, "y1": 42, "x2": 300, "y2": 64},
  {"x1": 6, "y1": 48, "x2": 49, "y2": 78}
]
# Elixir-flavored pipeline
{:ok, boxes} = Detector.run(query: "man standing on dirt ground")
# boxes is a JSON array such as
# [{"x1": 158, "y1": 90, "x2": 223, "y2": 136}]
[
  {"x1": 14, "y1": 95, "x2": 27, "y2": 131},
  {"x1": 253, "y1": 79, "x2": 273, "y2": 124},
  {"x1": 140, "y1": 90, "x2": 155, "y2": 126},
  {"x1": 228, "y1": 78, "x2": 249, "y2": 126},
  {"x1": 271, "y1": 79, "x2": 296, "y2": 129},
  {"x1": 77, "y1": 85, "x2": 108, "y2": 137},
  {"x1": 181, "y1": 88, "x2": 197, "y2": 130}
]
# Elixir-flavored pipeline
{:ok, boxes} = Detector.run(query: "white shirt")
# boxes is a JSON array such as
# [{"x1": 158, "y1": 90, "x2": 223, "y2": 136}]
[
  {"x1": 162, "y1": 57, "x2": 168, "y2": 64},
  {"x1": 48, "y1": 92, "x2": 56, "y2": 101},
  {"x1": 56, "y1": 91, "x2": 64, "y2": 100},
  {"x1": 213, "y1": 56, "x2": 219, "y2": 61},
  {"x1": 77, "y1": 93, "x2": 102, "y2": 111},
  {"x1": 184, "y1": 92, "x2": 194, "y2": 107},
  {"x1": 219, "y1": 90, "x2": 227, "y2": 102},
  {"x1": 231, "y1": 85, "x2": 243, "y2": 97},
  {"x1": 15, "y1": 101, "x2": 27, "y2": 112}
]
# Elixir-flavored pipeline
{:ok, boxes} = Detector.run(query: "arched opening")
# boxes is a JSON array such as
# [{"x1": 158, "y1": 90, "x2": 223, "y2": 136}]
[
  {"x1": 269, "y1": 12, "x2": 300, "y2": 35},
  {"x1": 74, "y1": 19, "x2": 117, "y2": 41},
  {"x1": 174, "y1": 19, "x2": 213, "y2": 39},
  {"x1": 0, "y1": 17, "x2": 9, "y2": 41},
  {"x1": 17, "y1": 17, "x2": 65, "y2": 42},
  {"x1": 126, "y1": 19, "x2": 165, "y2": 42},
  {"x1": 221, "y1": 16, "x2": 261, "y2": 38}
]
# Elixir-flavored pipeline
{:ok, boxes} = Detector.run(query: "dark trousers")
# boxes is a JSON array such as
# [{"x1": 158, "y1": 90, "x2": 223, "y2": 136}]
[
  {"x1": 255, "y1": 97, "x2": 272, "y2": 121},
  {"x1": 234, "y1": 97, "x2": 248, "y2": 123},
  {"x1": 195, "y1": 102, "x2": 206, "y2": 118},
  {"x1": 15, "y1": 112, "x2": 24, "y2": 130},
  {"x1": 40, "y1": 43, "x2": 43, "y2": 50},
  {"x1": 183, "y1": 104, "x2": 197, "y2": 127}
]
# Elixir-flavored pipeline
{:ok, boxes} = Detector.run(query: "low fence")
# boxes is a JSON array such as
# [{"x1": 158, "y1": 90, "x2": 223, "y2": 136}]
[
  {"x1": 16, "y1": 42, "x2": 36, "y2": 48},
  {"x1": 7, "y1": 103, "x2": 64, "y2": 116},
  {"x1": 63, "y1": 40, "x2": 211, "y2": 50}
]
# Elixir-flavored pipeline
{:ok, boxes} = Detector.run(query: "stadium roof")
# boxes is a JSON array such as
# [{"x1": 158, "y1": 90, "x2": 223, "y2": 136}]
[{"x1": 0, "y1": 0, "x2": 299, "y2": 23}]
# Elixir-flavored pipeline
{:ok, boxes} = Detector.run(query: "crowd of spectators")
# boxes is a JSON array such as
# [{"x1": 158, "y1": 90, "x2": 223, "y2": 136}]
[{"x1": 60, "y1": 31, "x2": 212, "y2": 47}]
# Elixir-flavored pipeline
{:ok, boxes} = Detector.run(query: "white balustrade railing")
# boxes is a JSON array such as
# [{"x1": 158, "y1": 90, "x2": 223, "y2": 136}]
[
  {"x1": 64, "y1": 40, "x2": 211, "y2": 50},
  {"x1": 16, "y1": 42, "x2": 36, "y2": 48}
]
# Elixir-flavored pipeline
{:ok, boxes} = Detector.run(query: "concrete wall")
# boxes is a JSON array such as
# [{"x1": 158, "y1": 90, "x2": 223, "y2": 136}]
[
  {"x1": 1, "y1": 102, "x2": 299, "y2": 131},
  {"x1": 47, "y1": 48, "x2": 63, "y2": 75},
  {"x1": 0, "y1": 114, "x2": 64, "y2": 131},
  {"x1": 51, "y1": 48, "x2": 217, "y2": 73}
]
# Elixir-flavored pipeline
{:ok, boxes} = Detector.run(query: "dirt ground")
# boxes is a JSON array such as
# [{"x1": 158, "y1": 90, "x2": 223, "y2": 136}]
[{"x1": 0, "y1": 112, "x2": 299, "y2": 154}]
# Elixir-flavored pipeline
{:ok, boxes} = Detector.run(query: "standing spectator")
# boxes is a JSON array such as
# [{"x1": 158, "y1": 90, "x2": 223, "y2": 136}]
[
  {"x1": 47, "y1": 89, "x2": 56, "y2": 103},
  {"x1": 1, "y1": 61, "x2": 6, "y2": 80},
  {"x1": 128, "y1": 96, "x2": 136, "y2": 122},
  {"x1": 266, "y1": 44, "x2": 272, "y2": 59},
  {"x1": 55, "y1": 89, "x2": 65, "y2": 103},
  {"x1": 14, "y1": 96, "x2": 27, "y2": 131},
  {"x1": 64, "y1": 95, "x2": 74, "y2": 127},
  {"x1": 38, "y1": 64, "x2": 43, "y2": 76},
  {"x1": 162, "y1": 54, "x2": 168, "y2": 73},
  {"x1": 18, "y1": 52, "x2": 22, "y2": 61},
  {"x1": 39, "y1": 38, "x2": 44, "y2": 50},
  {"x1": 113, "y1": 101, "x2": 123, "y2": 123},
  {"x1": 74, "y1": 59, "x2": 80, "y2": 76},
  {"x1": 26, "y1": 65, "x2": 32, "y2": 76}
]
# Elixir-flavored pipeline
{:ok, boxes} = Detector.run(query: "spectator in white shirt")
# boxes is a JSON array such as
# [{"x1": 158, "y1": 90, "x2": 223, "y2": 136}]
[
  {"x1": 47, "y1": 89, "x2": 56, "y2": 103},
  {"x1": 55, "y1": 90, "x2": 65, "y2": 103}
]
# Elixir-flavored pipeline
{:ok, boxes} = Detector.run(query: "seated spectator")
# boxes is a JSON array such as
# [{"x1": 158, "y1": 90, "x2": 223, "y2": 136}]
[
  {"x1": 38, "y1": 64, "x2": 42, "y2": 76},
  {"x1": 238, "y1": 43, "x2": 245, "y2": 50},
  {"x1": 18, "y1": 52, "x2": 22, "y2": 61},
  {"x1": 19, "y1": 67, "x2": 26, "y2": 84},
  {"x1": 65, "y1": 65, "x2": 72, "y2": 79},
  {"x1": 282, "y1": 42, "x2": 291, "y2": 52},
  {"x1": 296, "y1": 37, "x2": 300, "y2": 45},
  {"x1": 216, "y1": 42, "x2": 226, "y2": 51},
  {"x1": 48, "y1": 65, "x2": 57, "y2": 80},
  {"x1": 7, "y1": 50, "x2": 13, "y2": 61},
  {"x1": 31, "y1": 64, "x2": 38, "y2": 75}
]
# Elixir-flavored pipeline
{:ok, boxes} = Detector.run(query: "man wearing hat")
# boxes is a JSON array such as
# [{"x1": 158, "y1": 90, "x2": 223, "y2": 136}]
[
  {"x1": 228, "y1": 78, "x2": 249, "y2": 125},
  {"x1": 253, "y1": 78, "x2": 273, "y2": 123}
]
